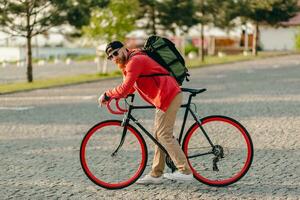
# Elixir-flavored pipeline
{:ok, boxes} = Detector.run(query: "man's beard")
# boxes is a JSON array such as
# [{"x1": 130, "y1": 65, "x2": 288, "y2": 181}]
[{"x1": 117, "y1": 54, "x2": 127, "y2": 65}]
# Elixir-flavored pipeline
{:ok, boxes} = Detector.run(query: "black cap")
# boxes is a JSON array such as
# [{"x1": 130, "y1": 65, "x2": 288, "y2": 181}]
[{"x1": 105, "y1": 41, "x2": 124, "y2": 55}]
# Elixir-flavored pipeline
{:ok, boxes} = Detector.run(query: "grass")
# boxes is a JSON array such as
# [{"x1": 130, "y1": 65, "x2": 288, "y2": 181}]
[
  {"x1": 0, "y1": 51, "x2": 297, "y2": 94},
  {"x1": 0, "y1": 71, "x2": 122, "y2": 94},
  {"x1": 186, "y1": 51, "x2": 294, "y2": 68}
]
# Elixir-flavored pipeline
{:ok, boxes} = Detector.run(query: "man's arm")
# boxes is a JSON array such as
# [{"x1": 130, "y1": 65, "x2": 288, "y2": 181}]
[{"x1": 105, "y1": 58, "x2": 142, "y2": 99}]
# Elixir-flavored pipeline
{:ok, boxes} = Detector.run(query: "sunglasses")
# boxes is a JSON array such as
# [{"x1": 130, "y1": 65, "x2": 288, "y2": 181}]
[{"x1": 107, "y1": 48, "x2": 120, "y2": 60}]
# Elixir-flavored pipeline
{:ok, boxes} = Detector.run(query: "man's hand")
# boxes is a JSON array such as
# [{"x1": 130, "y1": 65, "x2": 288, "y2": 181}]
[{"x1": 98, "y1": 93, "x2": 110, "y2": 107}]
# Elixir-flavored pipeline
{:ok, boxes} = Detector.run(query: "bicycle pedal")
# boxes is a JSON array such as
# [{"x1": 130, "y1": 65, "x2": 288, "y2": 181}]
[
  {"x1": 213, "y1": 163, "x2": 219, "y2": 171},
  {"x1": 166, "y1": 155, "x2": 177, "y2": 172}
]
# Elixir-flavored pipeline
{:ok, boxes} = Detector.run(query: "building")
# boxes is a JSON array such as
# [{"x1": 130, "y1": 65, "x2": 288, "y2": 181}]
[
  {"x1": 0, "y1": 27, "x2": 96, "y2": 62},
  {"x1": 259, "y1": 1, "x2": 300, "y2": 51}
]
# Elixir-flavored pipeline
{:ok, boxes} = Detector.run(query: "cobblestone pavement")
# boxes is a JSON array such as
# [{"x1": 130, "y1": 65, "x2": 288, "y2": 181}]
[{"x1": 0, "y1": 55, "x2": 299, "y2": 199}]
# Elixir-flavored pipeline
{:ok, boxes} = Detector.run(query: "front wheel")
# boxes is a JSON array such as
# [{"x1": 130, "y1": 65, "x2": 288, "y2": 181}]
[
  {"x1": 183, "y1": 115, "x2": 253, "y2": 187},
  {"x1": 80, "y1": 120, "x2": 148, "y2": 189}
]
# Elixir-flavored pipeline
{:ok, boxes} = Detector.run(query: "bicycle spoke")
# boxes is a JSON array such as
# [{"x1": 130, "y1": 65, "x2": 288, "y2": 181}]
[
  {"x1": 188, "y1": 151, "x2": 214, "y2": 159},
  {"x1": 80, "y1": 120, "x2": 147, "y2": 189},
  {"x1": 183, "y1": 116, "x2": 253, "y2": 186}
]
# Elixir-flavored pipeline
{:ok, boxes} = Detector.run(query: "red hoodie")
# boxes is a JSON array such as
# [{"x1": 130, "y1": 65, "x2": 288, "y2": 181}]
[{"x1": 105, "y1": 50, "x2": 181, "y2": 112}]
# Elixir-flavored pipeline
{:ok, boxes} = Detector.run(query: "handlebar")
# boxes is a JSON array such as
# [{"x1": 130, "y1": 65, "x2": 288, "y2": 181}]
[
  {"x1": 107, "y1": 99, "x2": 128, "y2": 115},
  {"x1": 106, "y1": 94, "x2": 134, "y2": 115},
  {"x1": 115, "y1": 99, "x2": 128, "y2": 112}
]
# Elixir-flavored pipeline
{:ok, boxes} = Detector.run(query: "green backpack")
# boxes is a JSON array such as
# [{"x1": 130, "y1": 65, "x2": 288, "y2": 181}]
[{"x1": 141, "y1": 35, "x2": 190, "y2": 85}]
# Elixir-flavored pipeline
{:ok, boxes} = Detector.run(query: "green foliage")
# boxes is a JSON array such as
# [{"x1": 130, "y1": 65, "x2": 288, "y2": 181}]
[
  {"x1": 54, "y1": 0, "x2": 109, "y2": 29},
  {"x1": 240, "y1": 0, "x2": 300, "y2": 25},
  {"x1": 295, "y1": 29, "x2": 300, "y2": 51},
  {"x1": 82, "y1": 0, "x2": 139, "y2": 41},
  {"x1": 158, "y1": 0, "x2": 198, "y2": 34},
  {"x1": 210, "y1": 0, "x2": 239, "y2": 29},
  {"x1": 0, "y1": 0, "x2": 65, "y2": 36},
  {"x1": 185, "y1": 43, "x2": 198, "y2": 56},
  {"x1": 0, "y1": 0, "x2": 111, "y2": 35},
  {"x1": 137, "y1": 0, "x2": 158, "y2": 35},
  {"x1": 193, "y1": 0, "x2": 215, "y2": 25}
]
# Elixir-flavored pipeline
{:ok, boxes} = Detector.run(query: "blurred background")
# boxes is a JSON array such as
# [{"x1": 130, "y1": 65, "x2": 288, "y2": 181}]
[{"x1": 0, "y1": 0, "x2": 300, "y2": 84}]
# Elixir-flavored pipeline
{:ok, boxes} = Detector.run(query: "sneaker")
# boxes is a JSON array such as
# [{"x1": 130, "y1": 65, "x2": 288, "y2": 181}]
[
  {"x1": 164, "y1": 171, "x2": 194, "y2": 181},
  {"x1": 136, "y1": 174, "x2": 164, "y2": 185}
]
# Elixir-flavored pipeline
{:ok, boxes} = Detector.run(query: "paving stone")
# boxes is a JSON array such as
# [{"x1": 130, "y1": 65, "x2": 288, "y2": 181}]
[{"x1": 1, "y1": 55, "x2": 300, "y2": 199}]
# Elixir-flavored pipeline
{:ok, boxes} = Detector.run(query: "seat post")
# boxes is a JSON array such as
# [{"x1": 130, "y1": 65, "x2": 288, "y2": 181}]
[{"x1": 178, "y1": 93, "x2": 194, "y2": 143}]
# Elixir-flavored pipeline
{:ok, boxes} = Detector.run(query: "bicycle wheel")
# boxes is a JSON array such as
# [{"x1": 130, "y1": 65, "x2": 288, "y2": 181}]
[
  {"x1": 183, "y1": 115, "x2": 253, "y2": 186},
  {"x1": 80, "y1": 120, "x2": 147, "y2": 189}
]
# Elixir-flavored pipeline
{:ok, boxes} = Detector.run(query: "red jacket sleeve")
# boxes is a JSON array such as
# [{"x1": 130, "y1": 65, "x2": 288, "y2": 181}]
[{"x1": 105, "y1": 57, "x2": 142, "y2": 99}]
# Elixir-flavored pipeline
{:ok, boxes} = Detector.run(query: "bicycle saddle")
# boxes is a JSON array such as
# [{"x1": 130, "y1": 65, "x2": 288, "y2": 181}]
[{"x1": 181, "y1": 88, "x2": 207, "y2": 95}]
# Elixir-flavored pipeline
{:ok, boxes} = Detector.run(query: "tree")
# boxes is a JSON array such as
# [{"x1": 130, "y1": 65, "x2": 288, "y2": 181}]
[
  {"x1": 82, "y1": 0, "x2": 139, "y2": 42},
  {"x1": 82, "y1": 0, "x2": 139, "y2": 73},
  {"x1": 157, "y1": 0, "x2": 198, "y2": 58},
  {"x1": 296, "y1": 28, "x2": 300, "y2": 51},
  {"x1": 240, "y1": 0, "x2": 300, "y2": 55},
  {"x1": 137, "y1": 0, "x2": 159, "y2": 35},
  {"x1": 0, "y1": 0, "x2": 65, "y2": 82},
  {"x1": 193, "y1": 0, "x2": 226, "y2": 61},
  {"x1": 158, "y1": 0, "x2": 197, "y2": 34},
  {"x1": 210, "y1": 0, "x2": 239, "y2": 30},
  {"x1": 54, "y1": 0, "x2": 109, "y2": 35},
  {"x1": 0, "y1": 0, "x2": 108, "y2": 83}
]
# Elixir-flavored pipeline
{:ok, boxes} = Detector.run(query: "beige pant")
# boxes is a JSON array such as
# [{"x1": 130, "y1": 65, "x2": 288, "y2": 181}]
[{"x1": 150, "y1": 93, "x2": 192, "y2": 177}]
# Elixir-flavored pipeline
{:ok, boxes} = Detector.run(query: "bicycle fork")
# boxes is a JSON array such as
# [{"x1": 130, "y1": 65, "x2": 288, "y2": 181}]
[
  {"x1": 111, "y1": 117, "x2": 129, "y2": 157},
  {"x1": 111, "y1": 127, "x2": 128, "y2": 157}
]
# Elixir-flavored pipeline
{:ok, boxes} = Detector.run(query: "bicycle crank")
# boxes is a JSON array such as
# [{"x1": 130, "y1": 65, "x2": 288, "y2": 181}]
[
  {"x1": 212, "y1": 145, "x2": 224, "y2": 171},
  {"x1": 166, "y1": 155, "x2": 177, "y2": 172}
]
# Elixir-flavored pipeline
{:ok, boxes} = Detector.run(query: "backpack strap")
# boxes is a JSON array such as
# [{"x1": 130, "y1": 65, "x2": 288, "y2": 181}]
[
  {"x1": 128, "y1": 49, "x2": 170, "y2": 78},
  {"x1": 139, "y1": 73, "x2": 170, "y2": 78},
  {"x1": 128, "y1": 49, "x2": 146, "y2": 59}
]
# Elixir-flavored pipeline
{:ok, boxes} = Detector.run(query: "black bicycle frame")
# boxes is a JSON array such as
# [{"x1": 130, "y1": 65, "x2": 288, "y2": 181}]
[{"x1": 114, "y1": 93, "x2": 215, "y2": 160}]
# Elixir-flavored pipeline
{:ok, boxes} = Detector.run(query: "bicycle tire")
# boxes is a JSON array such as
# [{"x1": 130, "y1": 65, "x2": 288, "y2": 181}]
[
  {"x1": 183, "y1": 115, "x2": 254, "y2": 187},
  {"x1": 80, "y1": 120, "x2": 148, "y2": 189}
]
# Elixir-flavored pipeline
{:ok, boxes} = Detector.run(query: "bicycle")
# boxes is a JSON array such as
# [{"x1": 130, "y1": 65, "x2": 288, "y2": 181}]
[{"x1": 80, "y1": 88, "x2": 254, "y2": 190}]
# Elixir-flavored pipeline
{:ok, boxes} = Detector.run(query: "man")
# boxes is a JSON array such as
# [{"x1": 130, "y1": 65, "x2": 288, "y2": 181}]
[{"x1": 98, "y1": 41, "x2": 193, "y2": 184}]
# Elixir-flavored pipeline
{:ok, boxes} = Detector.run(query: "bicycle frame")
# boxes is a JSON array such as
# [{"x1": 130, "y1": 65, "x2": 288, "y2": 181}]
[
  {"x1": 112, "y1": 92, "x2": 215, "y2": 161},
  {"x1": 81, "y1": 89, "x2": 253, "y2": 188}
]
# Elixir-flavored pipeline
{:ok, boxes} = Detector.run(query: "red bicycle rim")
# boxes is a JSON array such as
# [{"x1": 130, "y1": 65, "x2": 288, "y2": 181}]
[
  {"x1": 80, "y1": 121, "x2": 147, "y2": 188},
  {"x1": 184, "y1": 116, "x2": 253, "y2": 185}
]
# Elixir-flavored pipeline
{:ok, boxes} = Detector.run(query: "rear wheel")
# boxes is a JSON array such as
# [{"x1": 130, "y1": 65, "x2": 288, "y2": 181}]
[
  {"x1": 80, "y1": 120, "x2": 147, "y2": 189},
  {"x1": 183, "y1": 115, "x2": 253, "y2": 186}
]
